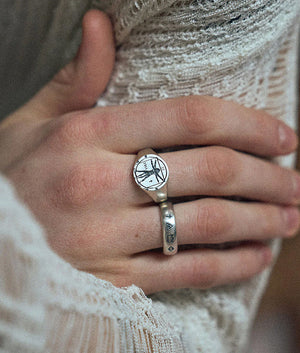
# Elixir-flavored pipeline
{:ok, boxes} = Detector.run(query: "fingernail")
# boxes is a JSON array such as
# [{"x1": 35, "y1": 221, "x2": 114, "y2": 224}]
[
  {"x1": 278, "y1": 124, "x2": 298, "y2": 151},
  {"x1": 282, "y1": 207, "x2": 300, "y2": 236}
]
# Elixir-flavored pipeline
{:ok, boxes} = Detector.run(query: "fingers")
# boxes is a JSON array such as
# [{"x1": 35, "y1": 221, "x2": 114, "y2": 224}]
[
  {"x1": 93, "y1": 96, "x2": 297, "y2": 157},
  {"x1": 25, "y1": 10, "x2": 115, "y2": 118},
  {"x1": 125, "y1": 199, "x2": 300, "y2": 253},
  {"x1": 128, "y1": 244, "x2": 272, "y2": 294}
]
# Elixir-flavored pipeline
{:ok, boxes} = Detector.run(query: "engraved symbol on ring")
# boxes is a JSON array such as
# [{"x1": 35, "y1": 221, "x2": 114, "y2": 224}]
[
  {"x1": 133, "y1": 154, "x2": 169, "y2": 191},
  {"x1": 165, "y1": 220, "x2": 176, "y2": 244}
]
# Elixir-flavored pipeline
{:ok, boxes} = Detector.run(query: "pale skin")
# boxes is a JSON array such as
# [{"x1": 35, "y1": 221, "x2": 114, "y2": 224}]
[{"x1": 1, "y1": 10, "x2": 300, "y2": 295}]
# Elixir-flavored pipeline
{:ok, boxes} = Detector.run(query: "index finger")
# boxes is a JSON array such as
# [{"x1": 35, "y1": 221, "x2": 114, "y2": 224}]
[{"x1": 92, "y1": 96, "x2": 297, "y2": 156}]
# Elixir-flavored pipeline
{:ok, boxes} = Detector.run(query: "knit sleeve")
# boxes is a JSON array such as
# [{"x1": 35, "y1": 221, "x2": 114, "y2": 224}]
[{"x1": 0, "y1": 174, "x2": 189, "y2": 353}]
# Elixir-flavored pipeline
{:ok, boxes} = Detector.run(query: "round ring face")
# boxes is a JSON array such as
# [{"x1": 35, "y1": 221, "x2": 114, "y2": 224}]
[{"x1": 133, "y1": 154, "x2": 169, "y2": 191}]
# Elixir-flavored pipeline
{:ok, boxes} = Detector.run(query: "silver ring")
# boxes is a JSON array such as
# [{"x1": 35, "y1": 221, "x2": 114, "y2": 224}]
[
  {"x1": 160, "y1": 201, "x2": 177, "y2": 255},
  {"x1": 133, "y1": 148, "x2": 169, "y2": 203}
]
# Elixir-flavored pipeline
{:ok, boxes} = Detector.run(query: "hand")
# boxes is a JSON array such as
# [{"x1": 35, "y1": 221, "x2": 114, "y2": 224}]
[{"x1": 1, "y1": 10, "x2": 300, "y2": 295}]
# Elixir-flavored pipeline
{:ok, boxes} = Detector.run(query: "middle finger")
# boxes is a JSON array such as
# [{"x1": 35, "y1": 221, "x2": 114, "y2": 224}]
[{"x1": 121, "y1": 147, "x2": 300, "y2": 206}]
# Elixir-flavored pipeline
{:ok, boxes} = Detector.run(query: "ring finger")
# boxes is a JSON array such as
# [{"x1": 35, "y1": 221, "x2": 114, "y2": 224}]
[{"x1": 124, "y1": 198, "x2": 300, "y2": 254}]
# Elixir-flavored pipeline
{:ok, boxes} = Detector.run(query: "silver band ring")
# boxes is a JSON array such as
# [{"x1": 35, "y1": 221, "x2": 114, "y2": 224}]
[
  {"x1": 133, "y1": 148, "x2": 169, "y2": 203},
  {"x1": 160, "y1": 201, "x2": 177, "y2": 255}
]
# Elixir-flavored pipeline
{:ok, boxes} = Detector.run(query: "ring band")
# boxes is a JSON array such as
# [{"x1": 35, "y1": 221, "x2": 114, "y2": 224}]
[
  {"x1": 160, "y1": 201, "x2": 177, "y2": 255},
  {"x1": 133, "y1": 148, "x2": 169, "y2": 203}
]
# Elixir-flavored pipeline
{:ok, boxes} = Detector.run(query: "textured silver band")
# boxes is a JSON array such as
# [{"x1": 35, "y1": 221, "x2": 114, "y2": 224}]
[{"x1": 160, "y1": 201, "x2": 177, "y2": 255}]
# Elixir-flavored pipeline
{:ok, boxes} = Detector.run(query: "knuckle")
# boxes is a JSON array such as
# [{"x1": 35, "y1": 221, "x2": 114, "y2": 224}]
[
  {"x1": 94, "y1": 110, "x2": 117, "y2": 139},
  {"x1": 195, "y1": 201, "x2": 231, "y2": 242},
  {"x1": 201, "y1": 147, "x2": 237, "y2": 187},
  {"x1": 237, "y1": 251, "x2": 262, "y2": 280},
  {"x1": 186, "y1": 256, "x2": 202, "y2": 288},
  {"x1": 55, "y1": 165, "x2": 96, "y2": 208},
  {"x1": 187, "y1": 256, "x2": 218, "y2": 289},
  {"x1": 46, "y1": 111, "x2": 115, "y2": 150},
  {"x1": 52, "y1": 162, "x2": 117, "y2": 208},
  {"x1": 199, "y1": 258, "x2": 219, "y2": 289},
  {"x1": 46, "y1": 112, "x2": 93, "y2": 149},
  {"x1": 177, "y1": 96, "x2": 210, "y2": 137},
  {"x1": 260, "y1": 206, "x2": 279, "y2": 235},
  {"x1": 250, "y1": 110, "x2": 283, "y2": 153},
  {"x1": 253, "y1": 115, "x2": 271, "y2": 147}
]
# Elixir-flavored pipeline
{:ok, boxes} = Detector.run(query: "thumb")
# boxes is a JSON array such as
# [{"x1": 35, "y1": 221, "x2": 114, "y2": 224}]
[{"x1": 28, "y1": 10, "x2": 115, "y2": 118}]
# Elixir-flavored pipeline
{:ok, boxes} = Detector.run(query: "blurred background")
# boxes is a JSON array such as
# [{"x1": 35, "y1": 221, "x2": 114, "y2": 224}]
[
  {"x1": 248, "y1": 229, "x2": 300, "y2": 352},
  {"x1": 247, "y1": 90, "x2": 300, "y2": 353}
]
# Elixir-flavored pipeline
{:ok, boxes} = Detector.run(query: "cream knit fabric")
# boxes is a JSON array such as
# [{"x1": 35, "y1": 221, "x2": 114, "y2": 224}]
[{"x1": 0, "y1": 1, "x2": 299, "y2": 352}]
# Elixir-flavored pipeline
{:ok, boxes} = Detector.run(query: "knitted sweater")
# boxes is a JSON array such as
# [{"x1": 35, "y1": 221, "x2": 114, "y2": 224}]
[{"x1": 0, "y1": 1, "x2": 299, "y2": 352}]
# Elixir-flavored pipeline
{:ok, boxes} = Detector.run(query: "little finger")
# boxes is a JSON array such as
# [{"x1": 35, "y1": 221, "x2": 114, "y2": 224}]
[{"x1": 129, "y1": 243, "x2": 272, "y2": 294}]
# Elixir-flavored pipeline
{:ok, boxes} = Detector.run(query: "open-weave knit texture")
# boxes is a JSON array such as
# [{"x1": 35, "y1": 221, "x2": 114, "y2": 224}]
[{"x1": 0, "y1": 1, "x2": 299, "y2": 352}]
